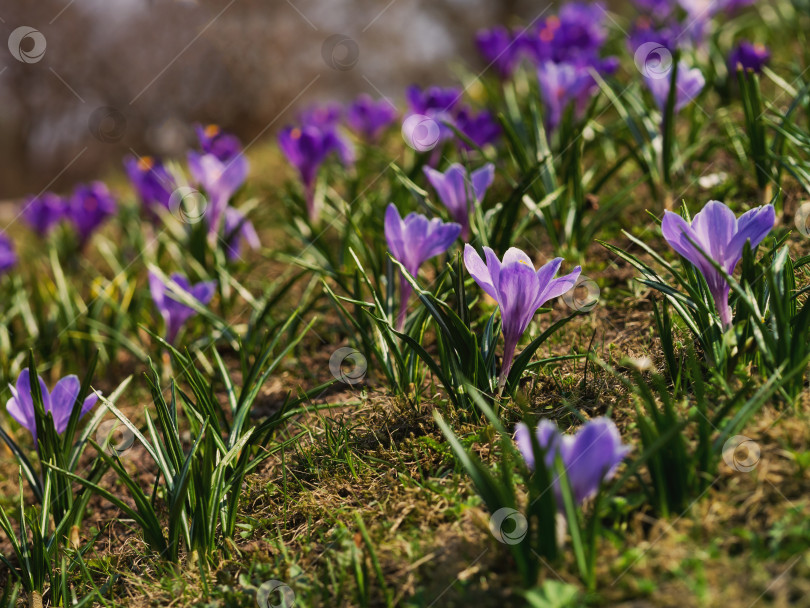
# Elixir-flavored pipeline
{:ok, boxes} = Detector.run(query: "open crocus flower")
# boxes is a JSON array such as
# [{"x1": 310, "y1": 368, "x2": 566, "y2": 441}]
[
  {"x1": 464, "y1": 245, "x2": 580, "y2": 386},
  {"x1": 346, "y1": 94, "x2": 398, "y2": 142},
  {"x1": 124, "y1": 155, "x2": 176, "y2": 214},
  {"x1": 6, "y1": 369, "x2": 98, "y2": 446},
  {"x1": 222, "y1": 207, "x2": 261, "y2": 261},
  {"x1": 728, "y1": 41, "x2": 770, "y2": 74},
  {"x1": 661, "y1": 200, "x2": 775, "y2": 328},
  {"x1": 23, "y1": 192, "x2": 67, "y2": 236},
  {"x1": 149, "y1": 271, "x2": 217, "y2": 344},
  {"x1": 423, "y1": 163, "x2": 495, "y2": 240},
  {"x1": 455, "y1": 107, "x2": 501, "y2": 149},
  {"x1": 384, "y1": 204, "x2": 461, "y2": 330},
  {"x1": 67, "y1": 182, "x2": 117, "y2": 247},
  {"x1": 0, "y1": 233, "x2": 17, "y2": 275},
  {"x1": 278, "y1": 124, "x2": 354, "y2": 222},
  {"x1": 644, "y1": 61, "x2": 705, "y2": 113},
  {"x1": 514, "y1": 417, "x2": 630, "y2": 506},
  {"x1": 187, "y1": 151, "x2": 248, "y2": 234}
]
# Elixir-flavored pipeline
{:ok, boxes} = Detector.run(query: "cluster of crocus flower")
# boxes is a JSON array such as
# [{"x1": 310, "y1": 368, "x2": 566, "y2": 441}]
[
  {"x1": 384, "y1": 204, "x2": 461, "y2": 330},
  {"x1": 149, "y1": 271, "x2": 217, "y2": 345},
  {"x1": 345, "y1": 94, "x2": 399, "y2": 142},
  {"x1": 6, "y1": 369, "x2": 98, "y2": 446},
  {"x1": 278, "y1": 106, "x2": 355, "y2": 222},
  {"x1": 476, "y1": 3, "x2": 618, "y2": 131},
  {"x1": 464, "y1": 246, "x2": 580, "y2": 388},
  {"x1": 22, "y1": 182, "x2": 116, "y2": 248},
  {"x1": 423, "y1": 163, "x2": 494, "y2": 240},
  {"x1": 403, "y1": 85, "x2": 501, "y2": 151},
  {"x1": 661, "y1": 200, "x2": 775, "y2": 329},
  {"x1": 514, "y1": 417, "x2": 630, "y2": 507}
]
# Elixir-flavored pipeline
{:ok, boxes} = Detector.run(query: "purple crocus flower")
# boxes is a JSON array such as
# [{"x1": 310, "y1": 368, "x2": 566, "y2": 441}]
[
  {"x1": 67, "y1": 182, "x2": 116, "y2": 247},
  {"x1": 537, "y1": 61, "x2": 600, "y2": 132},
  {"x1": 278, "y1": 124, "x2": 355, "y2": 222},
  {"x1": 728, "y1": 41, "x2": 770, "y2": 74},
  {"x1": 187, "y1": 151, "x2": 248, "y2": 234},
  {"x1": 299, "y1": 103, "x2": 343, "y2": 129},
  {"x1": 195, "y1": 124, "x2": 244, "y2": 164},
  {"x1": 222, "y1": 207, "x2": 260, "y2": 261},
  {"x1": 384, "y1": 204, "x2": 461, "y2": 330},
  {"x1": 405, "y1": 85, "x2": 463, "y2": 143},
  {"x1": 455, "y1": 107, "x2": 501, "y2": 149},
  {"x1": 6, "y1": 369, "x2": 98, "y2": 446},
  {"x1": 514, "y1": 417, "x2": 630, "y2": 506},
  {"x1": 149, "y1": 271, "x2": 217, "y2": 345},
  {"x1": 124, "y1": 155, "x2": 176, "y2": 213},
  {"x1": 464, "y1": 245, "x2": 580, "y2": 387},
  {"x1": 0, "y1": 233, "x2": 17, "y2": 274},
  {"x1": 661, "y1": 200, "x2": 775, "y2": 328},
  {"x1": 522, "y1": 4, "x2": 610, "y2": 66},
  {"x1": 644, "y1": 61, "x2": 705, "y2": 113},
  {"x1": 346, "y1": 94, "x2": 398, "y2": 142},
  {"x1": 23, "y1": 193, "x2": 67, "y2": 236},
  {"x1": 476, "y1": 26, "x2": 521, "y2": 78},
  {"x1": 423, "y1": 163, "x2": 495, "y2": 240}
]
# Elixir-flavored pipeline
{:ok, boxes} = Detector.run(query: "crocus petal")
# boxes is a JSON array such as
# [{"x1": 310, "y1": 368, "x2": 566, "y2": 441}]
[
  {"x1": 661, "y1": 210, "x2": 710, "y2": 272},
  {"x1": 725, "y1": 205, "x2": 775, "y2": 271},
  {"x1": 564, "y1": 418, "x2": 631, "y2": 503},
  {"x1": 49, "y1": 375, "x2": 81, "y2": 434},
  {"x1": 501, "y1": 247, "x2": 534, "y2": 267},
  {"x1": 190, "y1": 281, "x2": 217, "y2": 305},
  {"x1": 537, "y1": 266, "x2": 582, "y2": 308},
  {"x1": 463, "y1": 244, "x2": 498, "y2": 300},
  {"x1": 384, "y1": 204, "x2": 406, "y2": 261},
  {"x1": 471, "y1": 164, "x2": 495, "y2": 202},
  {"x1": 691, "y1": 200, "x2": 737, "y2": 262},
  {"x1": 514, "y1": 422, "x2": 535, "y2": 469}
]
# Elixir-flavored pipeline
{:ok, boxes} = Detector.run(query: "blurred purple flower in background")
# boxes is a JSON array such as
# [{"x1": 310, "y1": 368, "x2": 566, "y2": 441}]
[
  {"x1": 346, "y1": 94, "x2": 398, "y2": 142},
  {"x1": 299, "y1": 103, "x2": 344, "y2": 129},
  {"x1": 223, "y1": 207, "x2": 260, "y2": 261},
  {"x1": 149, "y1": 271, "x2": 217, "y2": 344},
  {"x1": 196, "y1": 124, "x2": 245, "y2": 164},
  {"x1": 728, "y1": 41, "x2": 770, "y2": 74},
  {"x1": 67, "y1": 182, "x2": 116, "y2": 247},
  {"x1": 644, "y1": 61, "x2": 705, "y2": 113},
  {"x1": 124, "y1": 156, "x2": 176, "y2": 214},
  {"x1": 476, "y1": 25, "x2": 522, "y2": 78},
  {"x1": 537, "y1": 61, "x2": 601, "y2": 132},
  {"x1": 661, "y1": 200, "x2": 775, "y2": 328},
  {"x1": 455, "y1": 108, "x2": 501, "y2": 149},
  {"x1": 6, "y1": 369, "x2": 98, "y2": 446},
  {"x1": 187, "y1": 151, "x2": 247, "y2": 234},
  {"x1": 23, "y1": 193, "x2": 67, "y2": 236},
  {"x1": 464, "y1": 245, "x2": 580, "y2": 387},
  {"x1": 384, "y1": 204, "x2": 461, "y2": 330},
  {"x1": 278, "y1": 124, "x2": 354, "y2": 222},
  {"x1": 514, "y1": 417, "x2": 630, "y2": 506},
  {"x1": 423, "y1": 163, "x2": 494, "y2": 240},
  {"x1": 0, "y1": 234, "x2": 17, "y2": 274}
]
